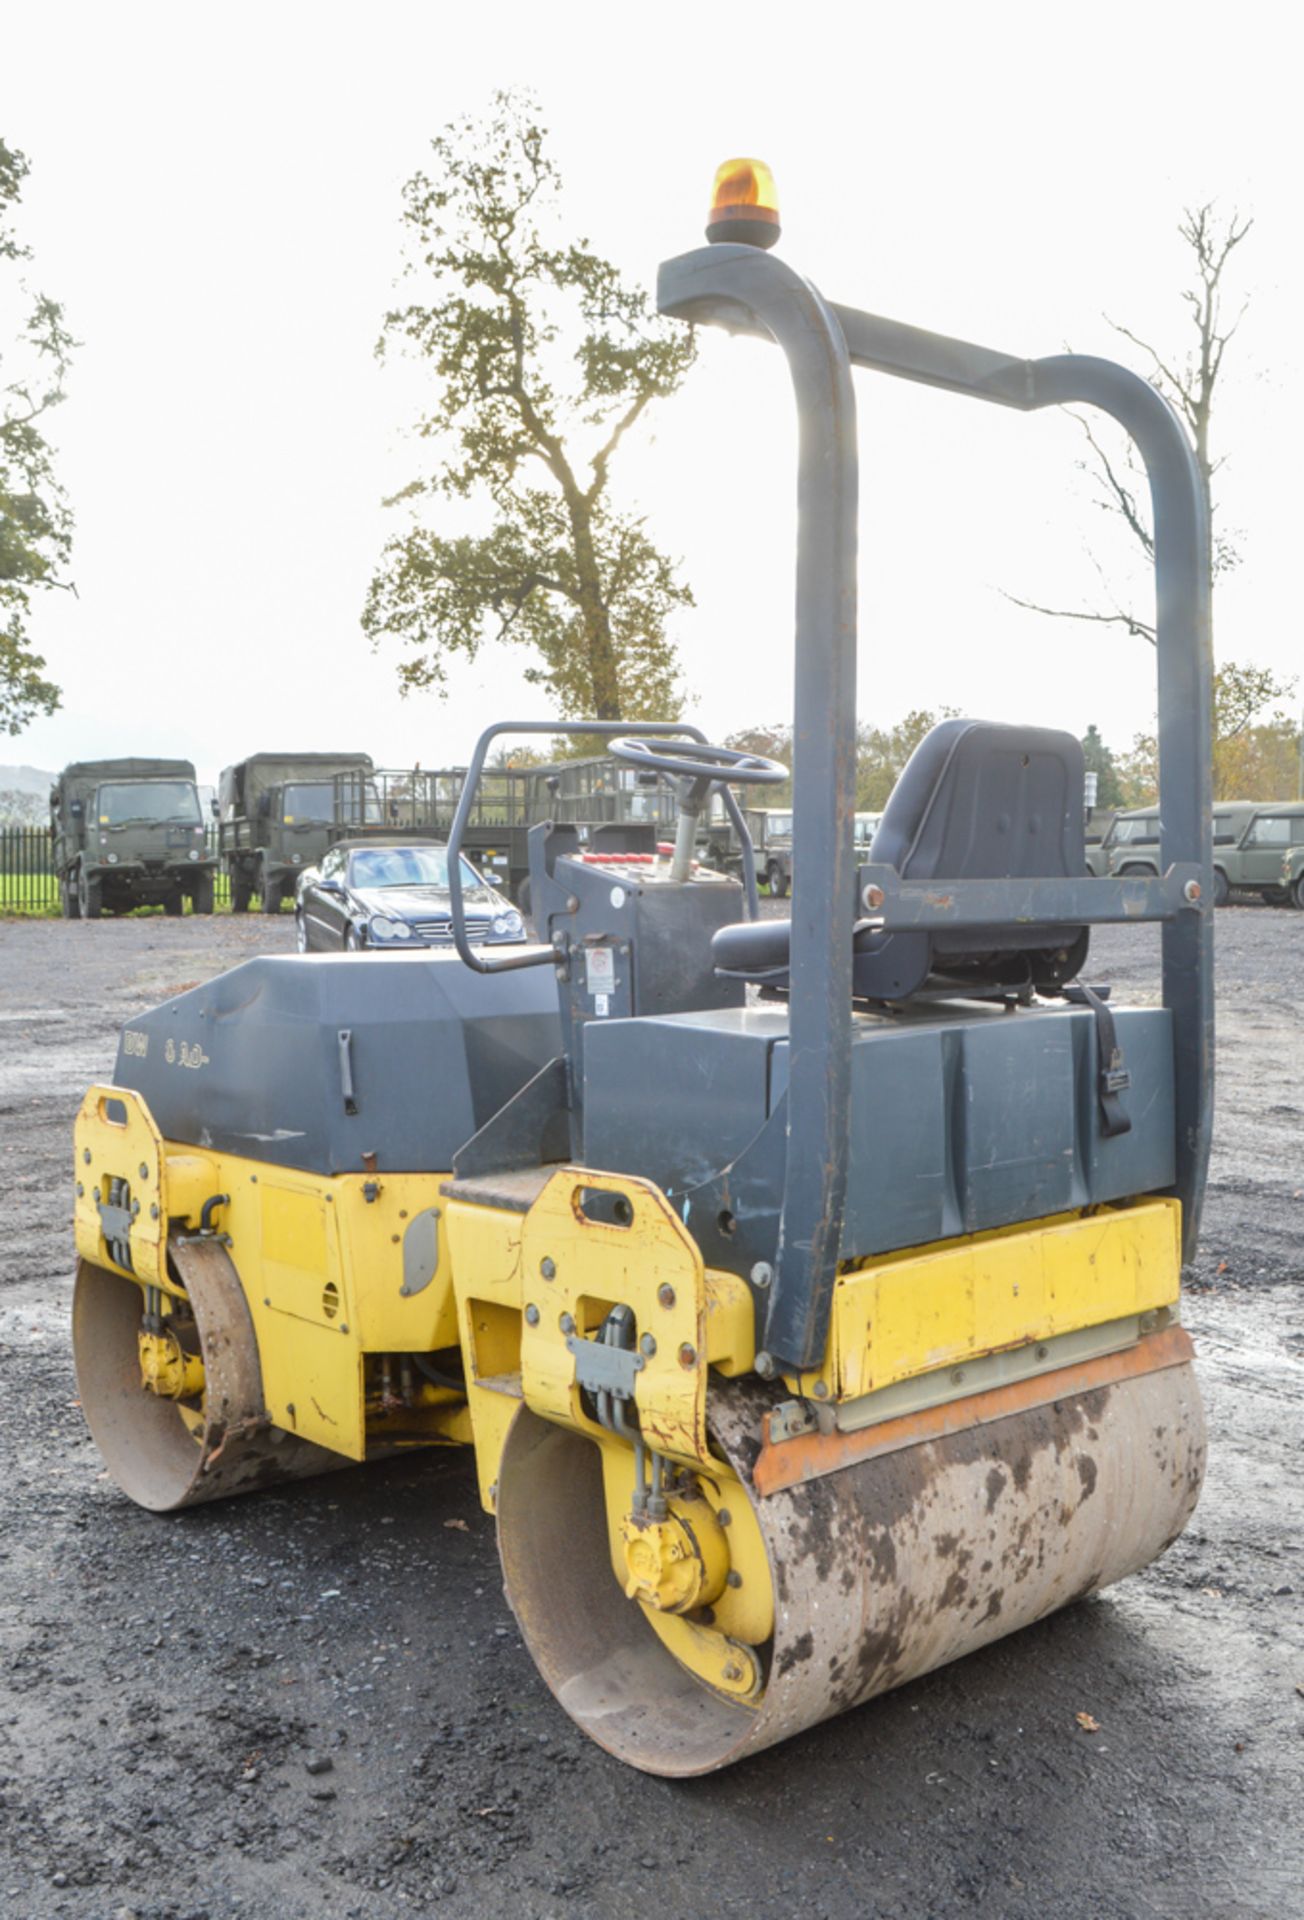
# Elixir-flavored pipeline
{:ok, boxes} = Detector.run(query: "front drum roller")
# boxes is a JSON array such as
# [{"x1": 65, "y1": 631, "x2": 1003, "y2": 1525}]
[
  {"x1": 497, "y1": 1355, "x2": 1206, "y2": 1777},
  {"x1": 73, "y1": 1236, "x2": 342, "y2": 1512}
]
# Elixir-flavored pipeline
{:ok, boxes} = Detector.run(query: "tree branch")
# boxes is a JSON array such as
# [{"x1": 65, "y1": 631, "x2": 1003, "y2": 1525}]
[{"x1": 1000, "y1": 588, "x2": 1156, "y2": 646}]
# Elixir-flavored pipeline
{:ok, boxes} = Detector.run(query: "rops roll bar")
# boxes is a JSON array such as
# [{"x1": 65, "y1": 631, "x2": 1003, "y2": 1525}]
[{"x1": 657, "y1": 240, "x2": 1213, "y2": 1373}]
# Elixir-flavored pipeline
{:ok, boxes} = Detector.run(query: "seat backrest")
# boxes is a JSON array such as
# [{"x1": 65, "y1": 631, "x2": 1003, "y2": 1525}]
[
  {"x1": 870, "y1": 718, "x2": 1086, "y2": 889},
  {"x1": 858, "y1": 718, "x2": 1088, "y2": 995},
  {"x1": 711, "y1": 719, "x2": 1090, "y2": 1001}
]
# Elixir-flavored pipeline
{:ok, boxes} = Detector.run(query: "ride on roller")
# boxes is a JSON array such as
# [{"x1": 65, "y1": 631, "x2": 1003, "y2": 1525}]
[{"x1": 71, "y1": 162, "x2": 1213, "y2": 1776}]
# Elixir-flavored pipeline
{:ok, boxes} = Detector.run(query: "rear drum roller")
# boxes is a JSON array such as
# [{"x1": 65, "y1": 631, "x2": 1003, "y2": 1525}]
[
  {"x1": 73, "y1": 1237, "x2": 341, "y2": 1512},
  {"x1": 497, "y1": 1355, "x2": 1205, "y2": 1777}
]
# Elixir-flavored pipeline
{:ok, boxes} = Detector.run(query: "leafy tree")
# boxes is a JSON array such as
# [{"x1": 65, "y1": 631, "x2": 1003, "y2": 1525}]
[
  {"x1": 1080, "y1": 723, "x2": 1123, "y2": 809},
  {"x1": 1209, "y1": 660, "x2": 1298, "y2": 798},
  {"x1": 1111, "y1": 659, "x2": 1298, "y2": 806},
  {"x1": 364, "y1": 93, "x2": 696, "y2": 722},
  {"x1": 725, "y1": 710, "x2": 956, "y2": 813},
  {"x1": 1, "y1": 138, "x2": 73, "y2": 735},
  {"x1": 0, "y1": 783, "x2": 44, "y2": 825},
  {"x1": 854, "y1": 709, "x2": 956, "y2": 810}
]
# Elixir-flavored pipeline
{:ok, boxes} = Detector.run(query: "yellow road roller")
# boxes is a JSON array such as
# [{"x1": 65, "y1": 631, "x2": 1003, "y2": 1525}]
[{"x1": 72, "y1": 162, "x2": 1214, "y2": 1776}]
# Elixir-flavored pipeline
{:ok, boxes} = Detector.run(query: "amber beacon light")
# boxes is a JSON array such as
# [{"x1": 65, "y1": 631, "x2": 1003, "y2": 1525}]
[{"x1": 706, "y1": 158, "x2": 781, "y2": 250}]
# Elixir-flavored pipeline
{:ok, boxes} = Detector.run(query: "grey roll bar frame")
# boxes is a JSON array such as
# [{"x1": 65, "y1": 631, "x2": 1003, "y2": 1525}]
[
  {"x1": 657, "y1": 241, "x2": 1213, "y2": 1373},
  {"x1": 444, "y1": 719, "x2": 763, "y2": 975}
]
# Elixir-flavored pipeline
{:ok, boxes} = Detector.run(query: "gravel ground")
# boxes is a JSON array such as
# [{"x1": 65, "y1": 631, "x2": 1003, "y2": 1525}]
[{"x1": 0, "y1": 908, "x2": 1301, "y2": 1920}]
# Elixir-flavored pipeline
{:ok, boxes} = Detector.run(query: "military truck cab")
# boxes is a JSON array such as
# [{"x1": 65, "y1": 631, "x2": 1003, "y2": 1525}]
[
  {"x1": 219, "y1": 752, "x2": 373, "y2": 913},
  {"x1": 51, "y1": 758, "x2": 214, "y2": 919}
]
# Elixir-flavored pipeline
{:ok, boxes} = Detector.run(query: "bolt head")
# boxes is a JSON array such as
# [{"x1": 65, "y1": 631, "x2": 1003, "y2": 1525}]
[
  {"x1": 678, "y1": 1342, "x2": 697, "y2": 1370},
  {"x1": 640, "y1": 1332, "x2": 657, "y2": 1357},
  {"x1": 76, "y1": 1182, "x2": 84, "y2": 1198},
  {"x1": 863, "y1": 883, "x2": 886, "y2": 911},
  {"x1": 813, "y1": 1380, "x2": 829, "y2": 1399},
  {"x1": 754, "y1": 1350, "x2": 776, "y2": 1380},
  {"x1": 750, "y1": 1262, "x2": 773, "y2": 1290},
  {"x1": 139, "y1": 1162, "x2": 149, "y2": 1181},
  {"x1": 1184, "y1": 879, "x2": 1202, "y2": 903},
  {"x1": 559, "y1": 1312, "x2": 575, "y2": 1335},
  {"x1": 525, "y1": 1303, "x2": 540, "y2": 1327},
  {"x1": 540, "y1": 1257, "x2": 556, "y2": 1280},
  {"x1": 657, "y1": 1283, "x2": 676, "y2": 1310},
  {"x1": 726, "y1": 1569, "x2": 743, "y2": 1588},
  {"x1": 83, "y1": 1148, "x2": 91, "y2": 1165}
]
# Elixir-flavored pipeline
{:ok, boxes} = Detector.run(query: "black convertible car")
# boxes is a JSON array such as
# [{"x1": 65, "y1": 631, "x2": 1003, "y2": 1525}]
[{"x1": 295, "y1": 839, "x2": 527, "y2": 953}]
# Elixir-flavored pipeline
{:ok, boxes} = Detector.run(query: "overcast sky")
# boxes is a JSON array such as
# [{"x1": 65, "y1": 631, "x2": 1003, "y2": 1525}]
[{"x1": 3, "y1": 0, "x2": 1299, "y2": 787}]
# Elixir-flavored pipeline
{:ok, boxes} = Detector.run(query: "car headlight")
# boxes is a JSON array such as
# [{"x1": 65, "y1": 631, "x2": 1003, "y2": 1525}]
[
  {"x1": 368, "y1": 916, "x2": 413, "y2": 943},
  {"x1": 188, "y1": 848, "x2": 200, "y2": 861},
  {"x1": 106, "y1": 852, "x2": 119, "y2": 864},
  {"x1": 492, "y1": 911, "x2": 525, "y2": 939}
]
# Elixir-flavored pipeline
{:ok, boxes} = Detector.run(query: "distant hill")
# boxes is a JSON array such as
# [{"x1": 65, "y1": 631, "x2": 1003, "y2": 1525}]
[{"x1": 0, "y1": 764, "x2": 56, "y2": 796}]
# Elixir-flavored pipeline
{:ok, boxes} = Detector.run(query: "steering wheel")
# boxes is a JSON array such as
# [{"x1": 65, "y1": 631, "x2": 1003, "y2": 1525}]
[{"x1": 608, "y1": 737, "x2": 789, "y2": 786}]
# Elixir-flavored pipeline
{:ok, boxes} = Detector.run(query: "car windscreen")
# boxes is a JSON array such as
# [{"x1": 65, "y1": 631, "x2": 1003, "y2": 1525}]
[
  {"x1": 97, "y1": 782, "x2": 201, "y2": 826},
  {"x1": 347, "y1": 846, "x2": 481, "y2": 890},
  {"x1": 282, "y1": 782, "x2": 335, "y2": 822}
]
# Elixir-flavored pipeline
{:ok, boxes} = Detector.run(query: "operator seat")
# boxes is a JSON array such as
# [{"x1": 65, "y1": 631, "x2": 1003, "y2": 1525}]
[{"x1": 712, "y1": 719, "x2": 1090, "y2": 1000}]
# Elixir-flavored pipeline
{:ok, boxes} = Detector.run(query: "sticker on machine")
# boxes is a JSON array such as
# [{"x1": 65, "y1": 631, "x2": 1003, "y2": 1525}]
[{"x1": 585, "y1": 947, "x2": 615, "y2": 993}]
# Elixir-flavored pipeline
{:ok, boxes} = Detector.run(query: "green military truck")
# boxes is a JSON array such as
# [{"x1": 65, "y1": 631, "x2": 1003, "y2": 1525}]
[
  {"x1": 219, "y1": 752, "x2": 373, "y2": 913},
  {"x1": 50, "y1": 757, "x2": 215, "y2": 919},
  {"x1": 1100, "y1": 801, "x2": 1271, "y2": 904},
  {"x1": 331, "y1": 765, "x2": 539, "y2": 903}
]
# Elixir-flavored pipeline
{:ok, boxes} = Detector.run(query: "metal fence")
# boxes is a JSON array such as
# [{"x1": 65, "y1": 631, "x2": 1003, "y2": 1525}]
[{"x1": 0, "y1": 826, "x2": 231, "y2": 915}]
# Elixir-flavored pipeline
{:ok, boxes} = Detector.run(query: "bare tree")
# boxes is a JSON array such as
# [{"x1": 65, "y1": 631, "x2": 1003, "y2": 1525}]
[{"x1": 1006, "y1": 203, "x2": 1252, "y2": 647}]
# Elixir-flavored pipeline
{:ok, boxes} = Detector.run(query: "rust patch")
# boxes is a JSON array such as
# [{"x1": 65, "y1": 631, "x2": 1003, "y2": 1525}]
[
  {"x1": 985, "y1": 1466, "x2": 1007, "y2": 1513},
  {"x1": 775, "y1": 1630, "x2": 814, "y2": 1678},
  {"x1": 935, "y1": 1530, "x2": 960, "y2": 1558},
  {"x1": 1075, "y1": 1454, "x2": 1098, "y2": 1501},
  {"x1": 936, "y1": 1569, "x2": 968, "y2": 1611}
]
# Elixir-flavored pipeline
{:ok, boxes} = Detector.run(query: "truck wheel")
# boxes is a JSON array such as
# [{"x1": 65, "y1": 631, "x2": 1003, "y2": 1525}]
[
  {"x1": 259, "y1": 861, "x2": 281, "y2": 913},
  {"x1": 1213, "y1": 868, "x2": 1230, "y2": 907},
  {"x1": 61, "y1": 878, "x2": 81, "y2": 920},
  {"x1": 164, "y1": 888, "x2": 184, "y2": 916},
  {"x1": 191, "y1": 873, "x2": 215, "y2": 915},
  {"x1": 767, "y1": 861, "x2": 789, "y2": 899},
  {"x1": 1293, "y1": 876, "x2": 1304, "y2": 910},
  {"x1": 231, "y1": 876, "x2": 252, "y2": 914},
  {"x1": 77, "y1": 868, "x2": 102, "y2": 919}
]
